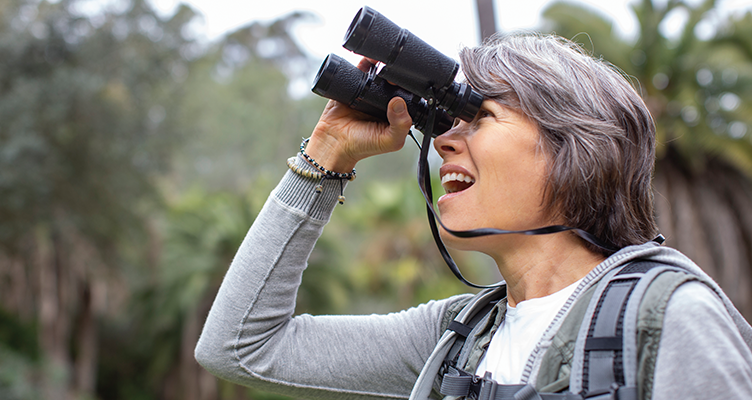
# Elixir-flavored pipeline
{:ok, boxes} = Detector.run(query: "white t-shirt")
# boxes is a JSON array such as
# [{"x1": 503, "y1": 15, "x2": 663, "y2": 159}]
[{"x1": 476, "y1": 279, "x2": 582, "y2": 384}]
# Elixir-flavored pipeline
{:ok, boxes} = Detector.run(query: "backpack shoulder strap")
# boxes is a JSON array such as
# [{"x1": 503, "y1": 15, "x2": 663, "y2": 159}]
[
  {"x1": 432, "y1": 260, "x2": 703, "y2": 400},
  {"x1": 442, "y1": 287, "x2": 506, "y2": 369},
  {"x1": 435, "y1": 287, "x2": 505, "y2": 397},
  {"x1": 569, "y1": 260, "x2": 696, "y2": 399}
]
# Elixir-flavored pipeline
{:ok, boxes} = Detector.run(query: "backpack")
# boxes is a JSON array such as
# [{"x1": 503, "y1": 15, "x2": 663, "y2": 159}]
[{"x1": 432, "y1": 260, "x2": 706, "y2": 400}]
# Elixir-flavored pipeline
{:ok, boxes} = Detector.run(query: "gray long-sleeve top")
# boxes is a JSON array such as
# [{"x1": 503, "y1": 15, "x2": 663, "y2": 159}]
[{"x1": 195, "y1": 159, "x2": 752, "y2": 399}]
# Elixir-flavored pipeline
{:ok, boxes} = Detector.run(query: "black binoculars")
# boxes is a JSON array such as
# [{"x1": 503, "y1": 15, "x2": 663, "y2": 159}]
[{"x1": 311, "y1": 6, "x2": 484, "y2": 136}]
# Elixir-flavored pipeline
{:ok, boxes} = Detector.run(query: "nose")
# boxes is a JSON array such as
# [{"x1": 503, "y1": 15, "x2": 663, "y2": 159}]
[{"x1": 433, "y1": 122, "x2": 467, "y2": 159}]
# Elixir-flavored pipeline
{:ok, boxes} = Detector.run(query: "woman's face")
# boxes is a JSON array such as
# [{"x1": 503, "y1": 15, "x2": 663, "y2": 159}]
[{"x1": 434, "y1": 99, "x2": 556, "y2": 253}]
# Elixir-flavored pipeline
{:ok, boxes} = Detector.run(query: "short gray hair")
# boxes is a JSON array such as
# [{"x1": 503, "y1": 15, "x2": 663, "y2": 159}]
[{"x1": 459, "y1": 33, "x2": 658, "y2": 254}]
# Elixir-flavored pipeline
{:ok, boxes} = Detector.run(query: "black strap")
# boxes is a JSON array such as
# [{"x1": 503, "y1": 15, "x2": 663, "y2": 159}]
[
  {"x1": 448, "y1": 320, "x2": 474, "y2": 338},
  {"x1": 584, "y1": 337, "x2": 622, "y2": 351},
  {"x1": 582, "y1": 260, "x2": 664, "y2": 396},
  {"x1": 444, "y1": 289, "x2": 505, "y2": 372},
  {"x1": 441, "y1": 367, "x2": 587, "y2": 400},
  {"x1": 414, "y1": 97, "x2": 622, "y2": 289},
  {"x1": 583, "y1": 280, "x2": 636, "y2": 394}
]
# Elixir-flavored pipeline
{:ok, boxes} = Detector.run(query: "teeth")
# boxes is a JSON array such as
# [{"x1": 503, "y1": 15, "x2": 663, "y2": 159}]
[{"x1": 441, "y1": 172, "x2": 476, "y2": 185}]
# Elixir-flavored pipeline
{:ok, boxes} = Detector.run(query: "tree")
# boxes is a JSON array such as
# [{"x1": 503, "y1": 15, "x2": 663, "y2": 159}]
[
  {"x1": 540, "y1": 0, "x2": 752, "y2": 317},
  {"x1": 114, "y1": 11, "x2": 337, "y2": 400},
  {"x1": 0, "y1": 0, "x2": 199, "y2": 398},
  {"x1": 166, "y1": 11, "x2": 325, "y2": 194},
  {"x1": 124, "y1": 188, "x2": 267, "y2": 400},
  {"x1": 475, "y1": 0, "x2": 498, "y2": 42}
]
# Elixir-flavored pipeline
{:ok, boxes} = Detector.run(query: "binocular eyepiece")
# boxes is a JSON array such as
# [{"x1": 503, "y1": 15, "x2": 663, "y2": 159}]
[{"x1": 312, "y1": 6, "x2": 484, "y2": 136}]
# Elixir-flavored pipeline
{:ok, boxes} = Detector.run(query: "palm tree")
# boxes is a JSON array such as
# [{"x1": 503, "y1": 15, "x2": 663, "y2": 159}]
[{"x1": 540, "y1": 0, "x2": 752, "y2": 317}]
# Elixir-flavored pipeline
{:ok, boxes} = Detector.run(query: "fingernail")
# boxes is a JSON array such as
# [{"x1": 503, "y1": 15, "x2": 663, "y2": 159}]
[{"x1": 393, "y1": 101, "x2": 405, "y2": 114}]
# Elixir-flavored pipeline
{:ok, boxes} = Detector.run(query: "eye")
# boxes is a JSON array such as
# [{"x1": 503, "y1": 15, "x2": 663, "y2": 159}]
[
  {"x1": 470, "y1": 109, "x2": 493, "y2": 127},
  {"x1": 478, "y1": 109, "x2": 493, "y2": 119}
]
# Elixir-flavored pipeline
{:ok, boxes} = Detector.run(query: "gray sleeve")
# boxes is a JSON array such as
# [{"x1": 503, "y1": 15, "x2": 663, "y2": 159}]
[
  {"x1": 652, "y1": 281, "x2": 752, "y2": 399},
  {"x1": 194, "y1": 160, "x2": 467, "y2": 400}
]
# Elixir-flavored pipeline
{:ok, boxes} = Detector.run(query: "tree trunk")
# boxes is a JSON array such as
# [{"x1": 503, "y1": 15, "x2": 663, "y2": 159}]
[
  {"x1": 475, "y1": 0, "x2": 498, "y2": 42},
  {"x1": 0, "y1": 252, "x2": 34, "y2": 320},
  {"x1": 180, "y1": 293, "x2": 219, "y2": 400},
  {"x1": 654, "y1": 150, "x2": 752, "y2": 319},
  {"x1": 37, "y1": 227, "x2": 72, "y2": 400},
  {"x1": 74, "y1": 281, "x2": 98, "y2": 395},
  {"x1": 180, "y1": 305, "x2": 201, "y2": 400}
]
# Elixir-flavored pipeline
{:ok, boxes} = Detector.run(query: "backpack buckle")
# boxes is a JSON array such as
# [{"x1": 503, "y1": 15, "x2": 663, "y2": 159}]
[
  {"x1": 476, "y1": 372, "x2": 498, "y2": 400},
  {"x1": 584, "y1": 383, "x2": 637, "y2": 400}
]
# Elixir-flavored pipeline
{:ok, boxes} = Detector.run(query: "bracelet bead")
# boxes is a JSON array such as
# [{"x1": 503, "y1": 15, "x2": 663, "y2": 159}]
[
  {"x1": 299, "y1": 138, "x2": 356, "y2": 181},
  {"x1": 286, "y1": 157, "x2": 324, "y2": 180},
  {"x1": 286, "y1": 138, "x2": 354, "y2": 206}
]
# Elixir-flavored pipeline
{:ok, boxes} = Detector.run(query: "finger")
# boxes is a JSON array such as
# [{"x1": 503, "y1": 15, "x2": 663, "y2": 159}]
[
  {"x1": 321, "y1": 99, "x2": 338, "y2": 112},
  {"x1": 356, "y1": 57, "x2": 378, "y2": 72}
]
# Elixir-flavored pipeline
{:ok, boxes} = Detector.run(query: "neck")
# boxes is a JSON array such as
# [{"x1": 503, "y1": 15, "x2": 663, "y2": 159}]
[{"x1": 489, "y1": 233, "x2": 606, "y2": 307}]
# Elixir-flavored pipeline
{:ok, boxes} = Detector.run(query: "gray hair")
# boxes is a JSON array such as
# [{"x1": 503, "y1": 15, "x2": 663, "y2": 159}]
[{"x1": 459, "y1": 33, "x2": 658, "y2": 254}]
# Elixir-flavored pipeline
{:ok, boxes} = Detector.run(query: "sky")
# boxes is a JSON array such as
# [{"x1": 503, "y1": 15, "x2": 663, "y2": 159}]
[
  {"x1": 149, "y1": 0, "x2": 752, "y2": 55},
  {"x1": 146, "y1": 0, "x2": 752, "y2": 96},
  {"x1": 152, "y1": 0, "x2": 635, "y2": 62}
]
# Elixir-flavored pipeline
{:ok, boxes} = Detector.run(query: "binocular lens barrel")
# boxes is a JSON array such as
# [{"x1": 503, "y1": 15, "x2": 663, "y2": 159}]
[
  {"x1": 312, "y1": 53, "x2": 367, "y2": 106},
  {"x1": 312, "y1": 54, "x2": 453, "y2": 136},
  {"x1": 312, "y1": 6, "x2": 483, "y2": 136},
  {"x1": 343, "y1": 7, "x2": 390, "y2": 63},
  {"x1": 343, "y1": 6, "x2": 458, "y2": 101}
]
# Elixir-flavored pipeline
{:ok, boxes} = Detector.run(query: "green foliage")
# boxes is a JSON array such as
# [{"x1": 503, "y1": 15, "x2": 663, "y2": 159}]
[
  {"x1": 96, "y1": 186, "x2": 270, "y2": 399},
  {"x1": 304, "y1": 176, "x2": 488, "y2": 315},
  {"x1": 142, "y1": 186, "x2": 265, "y2": 327},
  {"x1": 0, "y1": 308, "x2": 41, "y2": 400},
  {"x1": 0, "y1": 308, "x2": 38, "y2": 360},
  {"x1": 542, "y1": 0, "x2": 752, "y2": 175},
  {"x1": 8, "y1": 1, "x2": 748, "y2": 399},
  {"x1": 0, "y1": 0, "x2": 205, "y2": 398},
  {"x1": 0, "y1": 0, "x2": 197, "y2": 252},
  {"x1": 167, "y1": 11, "x2": 327, "y2": 193},
  {"x1": 0, "y1": 346, "x2": 42, "y2": 400}
]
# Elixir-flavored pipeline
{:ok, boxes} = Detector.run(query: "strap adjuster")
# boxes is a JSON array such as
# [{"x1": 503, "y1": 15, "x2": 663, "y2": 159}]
[
  {"x1": 583, "y1": 383, "x2": 637, "y2": 400},
  {"x1": 477, "y1": 372, "x2": 498, "y2": 400}
]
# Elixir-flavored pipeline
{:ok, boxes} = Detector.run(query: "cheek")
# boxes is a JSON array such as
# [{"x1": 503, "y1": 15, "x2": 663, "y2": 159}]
[{"x1": 479, "y1": 147, "x2": 548, "y2": 209}]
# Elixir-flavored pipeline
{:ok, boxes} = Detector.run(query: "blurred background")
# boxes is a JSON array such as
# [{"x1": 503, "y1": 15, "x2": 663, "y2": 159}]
[{"x1": 1, "y1": 0, "x2": 751, "y2": 399}]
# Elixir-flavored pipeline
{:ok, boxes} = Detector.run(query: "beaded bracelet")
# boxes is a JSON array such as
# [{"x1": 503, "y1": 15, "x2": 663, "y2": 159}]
[
  {"x1": 287, "y1": 139, "x2": 356, "y2": 205},
  {"x1": 299, "y1": 138, "x2": 357, "y2": 181},
  {"x1": 286, "y1": 156, "x2": 324, "y2": 180}
]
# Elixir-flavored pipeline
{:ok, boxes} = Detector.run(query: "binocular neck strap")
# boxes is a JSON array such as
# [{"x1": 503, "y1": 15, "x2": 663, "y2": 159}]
[{"x1": 415, "y1": 100, "x2": 620, "y2": 289}]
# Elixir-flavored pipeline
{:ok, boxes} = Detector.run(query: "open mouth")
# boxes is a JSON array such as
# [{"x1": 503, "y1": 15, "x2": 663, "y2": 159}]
[{"x1": 441, "y1": 172, "x2": 475, "y2": 194}]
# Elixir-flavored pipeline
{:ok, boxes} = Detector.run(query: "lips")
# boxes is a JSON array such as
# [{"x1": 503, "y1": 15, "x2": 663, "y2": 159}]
[{"x1": 440, "y1": 165, "x2": 475, "y2": 194}]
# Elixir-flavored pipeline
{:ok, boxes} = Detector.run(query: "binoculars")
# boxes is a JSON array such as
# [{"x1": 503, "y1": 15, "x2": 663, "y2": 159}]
[{"x1": 311, "y1": 6, "x2": 484, "y2": 136}]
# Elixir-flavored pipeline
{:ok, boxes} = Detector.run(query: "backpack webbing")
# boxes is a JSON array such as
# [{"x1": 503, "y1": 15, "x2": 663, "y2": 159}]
[
  {"x1": 437, "y1": 260, "x2": 684, "y2": 400},
  {"x1": 443, "y1": 290, "x2": 505, "y2": 372}
]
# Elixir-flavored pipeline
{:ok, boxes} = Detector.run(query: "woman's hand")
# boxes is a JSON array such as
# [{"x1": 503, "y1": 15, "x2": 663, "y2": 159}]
[{"x1": 305, "y1": 58, "x2": 413, "y2": 173}]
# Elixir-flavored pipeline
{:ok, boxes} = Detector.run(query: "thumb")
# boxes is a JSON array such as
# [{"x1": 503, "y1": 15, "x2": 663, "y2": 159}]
[{"x1": 386, "y1": 97, "x2": 413, "y2": 133}]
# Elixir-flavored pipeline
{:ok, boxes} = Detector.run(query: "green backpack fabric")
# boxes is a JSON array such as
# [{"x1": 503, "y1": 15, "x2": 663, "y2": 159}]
[{"x1": 435, "y1": 261, "x2": 705, "y2": 400}]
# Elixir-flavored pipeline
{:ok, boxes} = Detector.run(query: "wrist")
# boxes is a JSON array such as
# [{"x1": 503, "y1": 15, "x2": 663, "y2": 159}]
[
  {"x1": 287, "y1": 139, "x2": 355, "y2": 207},
  {"x1": 304, "y1": 134, "x2": 358, "y2": 173}
]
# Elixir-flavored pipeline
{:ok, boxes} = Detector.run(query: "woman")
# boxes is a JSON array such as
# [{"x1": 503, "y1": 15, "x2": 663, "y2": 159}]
[{"x1": 195, "y1": 33, "x2": 752, "y2": 399}]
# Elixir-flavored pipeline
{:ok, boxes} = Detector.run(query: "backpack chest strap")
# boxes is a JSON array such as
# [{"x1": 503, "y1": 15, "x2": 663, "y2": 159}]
[{"x1": 441, "y1": 366, "x2": 634, "y2": 400}]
